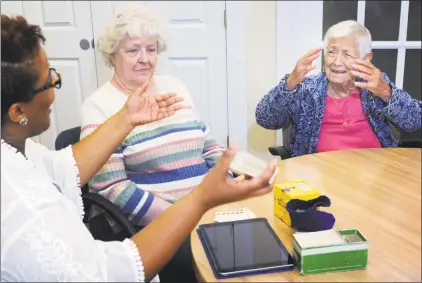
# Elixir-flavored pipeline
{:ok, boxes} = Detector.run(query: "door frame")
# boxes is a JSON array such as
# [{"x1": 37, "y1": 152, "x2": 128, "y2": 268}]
[
  {"x1": 275, "y1": 0, "x2": 422, "y2": 146},
  {"x1": 226, "y1": 1, "x2": 248, "y2": 151},
  {"x1": 276, "y1": 1, "x2": 324, "y2": 146}
]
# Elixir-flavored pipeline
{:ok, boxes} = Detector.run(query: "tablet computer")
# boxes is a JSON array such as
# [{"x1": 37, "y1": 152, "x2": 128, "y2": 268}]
[{"x1": 197, "y1": 218, "x2": 295, "y2": 278}]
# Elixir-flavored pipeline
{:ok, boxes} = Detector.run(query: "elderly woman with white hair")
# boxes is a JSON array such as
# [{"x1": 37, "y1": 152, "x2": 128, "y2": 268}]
[
  {"x1": 256, "y1": 20, "x2": 421, "y2": 157},
  {"x1": 80, "y1": 6, "x2": 224, "y2": 283}
]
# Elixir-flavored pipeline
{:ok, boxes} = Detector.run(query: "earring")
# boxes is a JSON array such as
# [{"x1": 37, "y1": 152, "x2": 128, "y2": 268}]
[{"x1": 19, "y1": 117, "x2": 28, "y2": 126}]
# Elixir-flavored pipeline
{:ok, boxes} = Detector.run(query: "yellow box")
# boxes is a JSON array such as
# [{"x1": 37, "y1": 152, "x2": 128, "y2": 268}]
[{"x1": 274, "y1": 180, "x2": 321, "y2": 226}]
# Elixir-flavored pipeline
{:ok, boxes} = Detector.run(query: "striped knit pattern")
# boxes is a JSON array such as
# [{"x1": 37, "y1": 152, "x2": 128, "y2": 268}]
[{"x1": 80, "y1": 76, "x2": 224, "y2": 226}]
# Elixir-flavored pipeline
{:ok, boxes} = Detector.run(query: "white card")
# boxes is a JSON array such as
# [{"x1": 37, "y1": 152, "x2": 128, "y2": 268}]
[
  {"x1": 214, "y1": 208, "x2": 257, "y2": 222},
  {"x1": 229, "y1": 151, "x2": 279, "y2": 183}
]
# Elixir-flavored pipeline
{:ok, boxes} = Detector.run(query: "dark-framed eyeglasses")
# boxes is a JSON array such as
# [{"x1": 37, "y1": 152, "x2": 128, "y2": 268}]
[{"x1": 32, "y1": 67, "x2": 62, "y2": 94}]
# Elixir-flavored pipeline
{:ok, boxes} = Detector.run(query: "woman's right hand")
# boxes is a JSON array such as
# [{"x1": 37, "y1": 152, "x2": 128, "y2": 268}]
[
  {"x1": 130, "y1": 147, "x2": 277, "y2": 282},
  {"x1": 192, "y1": 147, "x2": 278, "y2": 211},
  {"x1": 286, "y1": 47, "x2": 322, "y2": 89}
]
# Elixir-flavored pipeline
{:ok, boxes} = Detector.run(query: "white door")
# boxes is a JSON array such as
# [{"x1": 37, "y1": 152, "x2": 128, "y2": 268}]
[
  {"x1": 276, "y1": 0, "x2": 421, "y2": 144},
  {"x1": 91, "y1": 1, "x2": 229, "y2": 147},
  {"x1": 1, "y1": 1, "x2": 98, "y2": 149}
]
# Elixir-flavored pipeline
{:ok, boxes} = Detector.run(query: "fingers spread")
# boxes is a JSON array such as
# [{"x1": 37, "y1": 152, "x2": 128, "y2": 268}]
[
  {"x1": 352, "y1": 62, "x2": 372, "y2": 76},
  {"x1": 157, "y1": 112, "x2": 170, "y2": 120},
  {"x1": 159, "y1": 104, "x2": 184, "y2": 113},
  {"x1": 307, "y1": 47, "x2": 322, "y2": 57},
  {"x1": 155, "y1": 92, "x2": 178, "y2": 102},
  {"x1": 303, "y1": 53, "x2": 321, "y2": 66},
  {"x1": 354, "y1": 81, "x2": 369, "y2": 89},
  {"x1": 158, "y1": 96, "x2": 184, "y2": 108},
  {"x1": 353, "y1": 59, "x2": 374, "y2": 71},
  {"x1": 351, "y1": 70, "x2": 371, "y2": 81}
]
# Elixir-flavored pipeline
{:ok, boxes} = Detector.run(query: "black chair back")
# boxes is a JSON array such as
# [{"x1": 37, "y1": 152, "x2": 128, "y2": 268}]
[
  {"x1": 55, "y1": 126, "x2": 81, "y2": 150},
  {"x1": 268, "y1": 125, "x2": 293, "y2": 160},
  {"x1": 55, "y1": 127, "x2": 137, "y2": 240}
]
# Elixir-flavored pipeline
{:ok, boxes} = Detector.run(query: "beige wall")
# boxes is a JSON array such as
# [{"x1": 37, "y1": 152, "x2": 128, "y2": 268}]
[{"x1": 246, "y1": 1, "x2": 278, "y2": 161}]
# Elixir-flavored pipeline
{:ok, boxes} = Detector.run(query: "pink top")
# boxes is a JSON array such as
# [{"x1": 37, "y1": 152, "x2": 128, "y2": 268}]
[{"x1": 317, "y1": 90, "x2": 381, "y2": 153}]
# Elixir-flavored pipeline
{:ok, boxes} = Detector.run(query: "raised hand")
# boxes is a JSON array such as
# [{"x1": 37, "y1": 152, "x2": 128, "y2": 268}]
[
  {"x1": 351, "y1": 59, "x2": 392, "y2": 102},
  {"x1": 125, "y1": 78, "x2": 184, "y2": 126},
  {"x1": 287, "y1": 47, "x2": 322, "y2": 89},
  {"x1": 192, "y1": 147, "x2": 278, "y2": 210}
]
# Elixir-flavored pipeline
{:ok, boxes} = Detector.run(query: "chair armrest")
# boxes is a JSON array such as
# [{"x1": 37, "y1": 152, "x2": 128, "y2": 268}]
[
  {"x1": 81, "y1": 193, "x2": 137, "y2": 237},
  {"x1": 398, "y1": 139, "x2": 422, "y2": 148},
  {"x1": 268, "y1": 146, "x2": 292, "y2": 160}
]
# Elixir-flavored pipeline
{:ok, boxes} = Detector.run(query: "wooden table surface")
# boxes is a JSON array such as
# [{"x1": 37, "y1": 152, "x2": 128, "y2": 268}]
[{"x1": 191, "y1": 148, "x2": 422, "y2": 282}]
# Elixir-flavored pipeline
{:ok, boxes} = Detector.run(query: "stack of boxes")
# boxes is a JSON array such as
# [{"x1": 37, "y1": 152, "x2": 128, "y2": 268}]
[{"x1": 273, "y1": 180, "x2": 369, "y2": 275}]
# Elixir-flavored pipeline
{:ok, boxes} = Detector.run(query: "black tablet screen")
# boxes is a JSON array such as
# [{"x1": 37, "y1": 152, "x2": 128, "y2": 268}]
[{"x1": 200, "y1": 219, "x2": 294, "y2": 273}]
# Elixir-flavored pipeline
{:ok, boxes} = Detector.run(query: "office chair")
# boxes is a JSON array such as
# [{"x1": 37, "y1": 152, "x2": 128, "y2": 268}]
[
  {"x1": 55, "y1": 126, "x2": 137, "y2": 240},
  {"x1": 268, "y1": 125, "x2": 293, "y2": 160}
]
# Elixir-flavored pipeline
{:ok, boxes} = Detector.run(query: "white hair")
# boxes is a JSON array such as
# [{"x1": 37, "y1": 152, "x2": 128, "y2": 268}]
[
  {"x1": 323, "y1": 20, "x2": 372, "y2": 59},
  {"x1": 97, "y1": 5, "x2": 168, "y2": 68}
]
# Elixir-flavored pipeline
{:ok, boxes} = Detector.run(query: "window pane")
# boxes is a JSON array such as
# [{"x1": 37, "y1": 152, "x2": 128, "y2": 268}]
[
  {"x1": 323, "y1": 0, "x2": 358, "y2": 38},
  {"x1": 372, "y1": 49, "x2": 397, "y2": 83},
  {"x1": 407, "y1": 0, "x2": 421, "y2": 41},
  {"x1": 365, "y1": 1, "x2": 401, "y2": 41}
]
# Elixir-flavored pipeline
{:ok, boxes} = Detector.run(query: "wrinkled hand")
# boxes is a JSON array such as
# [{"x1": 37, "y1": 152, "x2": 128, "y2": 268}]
[
  {"x1": 351, "y1": 59, "x2": 392, "y2": 102},
  {"x1": 193, "y1": 147, "x2": 278, "y2": 210},
  {"x1": 287, "y1": 47, "x2": 322, "y2": 89},
  {"x1": 125, "y1": 78, "x2": 184, "y2": 126}
]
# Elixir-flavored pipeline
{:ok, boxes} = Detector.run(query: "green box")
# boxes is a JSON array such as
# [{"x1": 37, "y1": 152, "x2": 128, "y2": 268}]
[{"x1": 293, "y1": 228, "x2": 368, "y2": 275}]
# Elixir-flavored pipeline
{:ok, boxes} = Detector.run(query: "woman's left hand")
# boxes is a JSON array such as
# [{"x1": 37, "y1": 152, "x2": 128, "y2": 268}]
[
  {"x1": 125, "y1": 79, "x2": 184, "y2": 127},
  {"x1": 351, "y1": 59, "x2": 392, "y2": 102}
]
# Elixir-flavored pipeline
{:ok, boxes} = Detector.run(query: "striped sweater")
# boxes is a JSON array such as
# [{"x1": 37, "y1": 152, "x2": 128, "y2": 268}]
[{"x1": 80, "y1": 75, "x2": 224, "y2": 226}]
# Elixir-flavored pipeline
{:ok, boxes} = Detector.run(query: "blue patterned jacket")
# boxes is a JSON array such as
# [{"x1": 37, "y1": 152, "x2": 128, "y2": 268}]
[{"x1": 256, "y1": 72, "x2": 422, "y2": 157}]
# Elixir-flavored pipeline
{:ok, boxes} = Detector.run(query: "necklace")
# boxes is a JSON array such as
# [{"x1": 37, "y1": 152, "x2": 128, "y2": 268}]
[
  {"x1": 330, "y1": 97, "x2": 352, "y2": 127},
  {"x1": 112, "y1": 77, "x2": 132, "y2": 95},
  {"x1": 327, "y1": 85, "x2": 356, "y2": 127},
  {"x1": 1, "y1": 139, "x2": 63, "y2": 193},
  {"x1": 112, "y1": 76, "x2": 154, "y2": 96},
  {"x1": 1, "y1": 139, "x2": 34, "y2": 167}
]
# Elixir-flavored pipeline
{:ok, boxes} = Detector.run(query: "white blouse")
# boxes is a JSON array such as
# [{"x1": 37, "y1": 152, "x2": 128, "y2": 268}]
[{"x1": 1, "y1": 139, "x2": 158, "y2": 282}]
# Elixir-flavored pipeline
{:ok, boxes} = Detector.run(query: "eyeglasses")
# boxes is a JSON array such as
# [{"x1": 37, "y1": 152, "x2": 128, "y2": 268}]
[{"x1": 32, "y1": 67, "x2": 62, "y2": 94}]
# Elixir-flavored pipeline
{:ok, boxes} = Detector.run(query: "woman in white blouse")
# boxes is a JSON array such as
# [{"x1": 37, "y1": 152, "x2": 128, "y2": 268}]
[{"x1": 0, "y1": 15, "x2": 277, "y2": 282}]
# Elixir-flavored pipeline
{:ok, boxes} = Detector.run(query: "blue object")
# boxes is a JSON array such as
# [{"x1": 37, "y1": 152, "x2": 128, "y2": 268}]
[{"x1": 285, "y1": 195, "x2": 336, "y2": 232}]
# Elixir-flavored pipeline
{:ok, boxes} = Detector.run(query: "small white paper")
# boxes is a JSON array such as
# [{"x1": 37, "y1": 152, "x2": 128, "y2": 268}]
[
  {"x1": 230, "y1": 151, "x2": 278, "y2": 184},
  {"x1": 214, "y1": 208, "x2": 257, "y2": 223},
  {"x1": 293, "y1": 228, "x2": 346, "y2": 249}
]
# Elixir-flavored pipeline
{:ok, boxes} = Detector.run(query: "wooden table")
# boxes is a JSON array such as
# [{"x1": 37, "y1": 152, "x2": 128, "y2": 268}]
[{"x1": 191, "y1": 148, "x2": 421, "y2": 282}]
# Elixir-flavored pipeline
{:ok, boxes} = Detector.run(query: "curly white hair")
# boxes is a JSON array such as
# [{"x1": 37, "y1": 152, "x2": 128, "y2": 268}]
[{"x1": 97, "y1": 5, "x2": 167, "y2": 68}]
